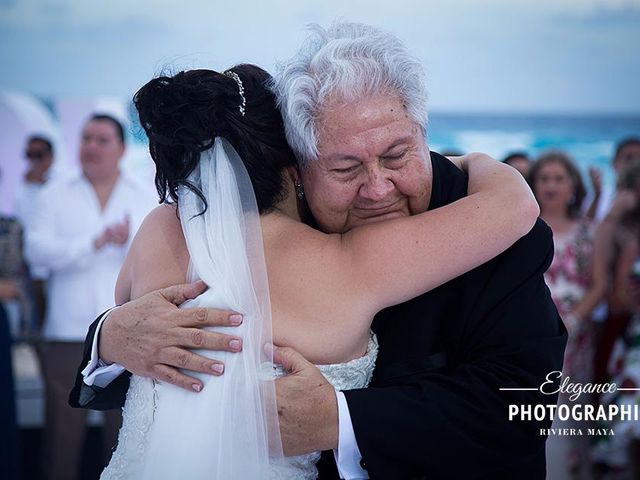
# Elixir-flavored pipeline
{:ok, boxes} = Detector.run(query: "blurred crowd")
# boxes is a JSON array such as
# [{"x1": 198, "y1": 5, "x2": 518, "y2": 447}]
[
  {"x1": 1, "y1": 129, "x2": 640, "y2": 479},
  {"x1": 1, "y1": 114, "x2": 156, "y2": 480},
  {"x1": 504, "y1": 140, "x2": 640, "y2": 480}
]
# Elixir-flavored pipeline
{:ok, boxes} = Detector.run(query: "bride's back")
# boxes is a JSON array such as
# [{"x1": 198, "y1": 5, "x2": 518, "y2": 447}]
[{"x1": 117, "y1": 202, "x2": 373, "y2": 365}]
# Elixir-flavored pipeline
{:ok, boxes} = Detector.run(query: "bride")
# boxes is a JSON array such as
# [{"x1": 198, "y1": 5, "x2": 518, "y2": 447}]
[{"x1": 102, "y1": 64, "x2": 538, "y2": 478}]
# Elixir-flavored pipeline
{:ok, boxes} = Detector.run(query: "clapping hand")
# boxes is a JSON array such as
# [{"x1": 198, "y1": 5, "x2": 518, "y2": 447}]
[
  {"x1": 107, "y1": 214, "x2": 130, "y2": 245},
  {"x1": 94, "y1": 215, "x2": 130, "y2": 250}
]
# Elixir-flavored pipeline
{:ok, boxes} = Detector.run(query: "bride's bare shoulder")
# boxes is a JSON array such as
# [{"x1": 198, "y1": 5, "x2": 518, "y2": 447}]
[
  {"x1": 129, "y1": 203, "x2": 185, "y2": 254},
  {"x1": 116, "y1": 204, "x2": 189, "y2": 303},
  {"x1": 138, "y1": 203, "x2": 182, "y2": 237},
  {"x1": 261, "y1": 212, "x2": 340, "y2": 255}
]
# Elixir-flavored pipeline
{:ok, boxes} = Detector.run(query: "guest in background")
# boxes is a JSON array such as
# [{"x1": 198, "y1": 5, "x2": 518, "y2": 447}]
[
  {"x1": 590, "y1": 137, "x2": 640, "y2": 221},
  {"x1": 14, "y1": 135, "x2": 55, "y2": 230},
  {"x1": 530, "y1": 151, "x2": 603, "y2": 329},
  {"x1": 607, "y1": 161, "x2": 640, "y2": 316},
  {"x1": 503, "y1": 151, "x2": 531, "y2": 178},
  {"x1": 591, "y1": 162, "x2": 640, "y2": 474},
  {"x1": 0, "y1": 167, "x2": 29, "y2": 480},
  {"x1": 529, "y1": 151, "x2": 603, "y2": 478},
  {"x1": 14, "y1": 134, "x2": 55, "y2": 335},
  {"x1": 592, "y1": 161, "x2": 640, "y2": 388},
  {"x1": 0, "y1": 301, "x2": 19, "y2": 480},
  {"x1": 25, "y1": 114, "x2": 156, "y2": 480}
]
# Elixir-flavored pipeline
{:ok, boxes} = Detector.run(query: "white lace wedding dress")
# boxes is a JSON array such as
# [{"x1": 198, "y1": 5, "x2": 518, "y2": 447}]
[{"x1": 101, "y1": 334, "x2": 378, "y2": 479}]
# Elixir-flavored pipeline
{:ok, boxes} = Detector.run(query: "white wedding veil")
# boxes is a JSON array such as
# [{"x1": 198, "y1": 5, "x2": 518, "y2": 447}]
[{"x1": 140, "y1": 137, "x2": 282, "y2": 478}]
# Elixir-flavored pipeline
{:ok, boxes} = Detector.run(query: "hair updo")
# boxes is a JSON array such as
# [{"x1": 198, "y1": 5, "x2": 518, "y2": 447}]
[{"x1": 133, "y1": 64, "x2": 296, "y2": 213}]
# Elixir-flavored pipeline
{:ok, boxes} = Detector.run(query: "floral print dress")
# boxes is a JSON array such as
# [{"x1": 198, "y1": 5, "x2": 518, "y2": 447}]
[{"x1": 544, "y1": 219, "x2": 594, "y2": 382}]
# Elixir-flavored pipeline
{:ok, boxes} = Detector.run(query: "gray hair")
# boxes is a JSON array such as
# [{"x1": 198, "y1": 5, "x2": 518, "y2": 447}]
[{"x1": 272, "y1": 21, "x2": 428, "y2": 168}]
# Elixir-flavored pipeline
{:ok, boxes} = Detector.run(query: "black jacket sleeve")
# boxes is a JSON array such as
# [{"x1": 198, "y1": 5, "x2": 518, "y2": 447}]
[
  {"x1": 68, "y1": 310, "x2": 131, "y2": 410},
  {"x1": 343, "y1": 219, "x2": 567, "y2": 479}
]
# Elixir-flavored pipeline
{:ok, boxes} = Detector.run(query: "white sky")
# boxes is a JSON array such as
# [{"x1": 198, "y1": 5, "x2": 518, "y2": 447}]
[{"x1": 0, "y1": 0, "x2": 639, "y2": 113}]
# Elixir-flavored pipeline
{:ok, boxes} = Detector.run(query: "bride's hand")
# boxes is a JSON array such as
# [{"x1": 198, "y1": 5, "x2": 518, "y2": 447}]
[{"x1": 99, "y1": 281, "x2": 245, "y2": 392}]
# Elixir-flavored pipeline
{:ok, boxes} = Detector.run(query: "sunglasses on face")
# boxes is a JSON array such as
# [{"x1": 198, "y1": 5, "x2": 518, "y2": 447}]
[{"x1": 25, "y1": 150, "x2": 48, "y2": 161}]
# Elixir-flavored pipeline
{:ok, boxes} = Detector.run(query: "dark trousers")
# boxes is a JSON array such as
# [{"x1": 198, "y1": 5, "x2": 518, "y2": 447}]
[
  {"x1": 38, "y1": 341, "x2": 121, "y2": 480},
  {"x1": 0, "y1": 303, "x2": 19, "y2": 480}
]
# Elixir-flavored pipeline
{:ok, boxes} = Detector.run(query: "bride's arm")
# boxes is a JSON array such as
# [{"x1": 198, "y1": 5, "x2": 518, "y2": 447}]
[
  {"x1": 277, "y1": 153, "x2": 538, "y2": 356},
  {"x1": 114, "y1": 204, "x2": 190, "y2": 305}
]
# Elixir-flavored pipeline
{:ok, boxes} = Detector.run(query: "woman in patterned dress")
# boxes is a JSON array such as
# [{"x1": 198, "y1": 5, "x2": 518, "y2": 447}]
[{"x1": 529, "y1": 151, "x2": 601, "y2": 478}]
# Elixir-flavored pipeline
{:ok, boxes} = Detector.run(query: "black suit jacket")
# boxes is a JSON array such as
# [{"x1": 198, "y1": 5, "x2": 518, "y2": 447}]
[
  {"x1": 343, "y1": 153, "x2": 566, "y2": 479},
  {"x1": 70, "y1": 152, "x2": 566, "y2": 480}
]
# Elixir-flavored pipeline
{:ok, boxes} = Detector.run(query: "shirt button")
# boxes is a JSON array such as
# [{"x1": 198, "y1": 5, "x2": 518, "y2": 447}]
[{"x1": 360, "y1": 459, "x2": 367, "y2": 470}]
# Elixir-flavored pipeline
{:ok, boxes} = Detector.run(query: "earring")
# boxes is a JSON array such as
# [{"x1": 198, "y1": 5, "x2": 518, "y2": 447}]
[{"x1": 295, "y1": 182, "x2": 305, "y2": 200}]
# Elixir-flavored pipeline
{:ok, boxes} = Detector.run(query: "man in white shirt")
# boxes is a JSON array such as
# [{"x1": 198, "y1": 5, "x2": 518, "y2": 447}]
[{"x1": 26, "y1": 114, "x2": 156, "y2": 480}]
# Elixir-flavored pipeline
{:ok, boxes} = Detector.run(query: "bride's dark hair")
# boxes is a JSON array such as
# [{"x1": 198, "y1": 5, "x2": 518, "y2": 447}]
[{"x1": 133, "y1": 64, "x2": 296, "y2": 213}]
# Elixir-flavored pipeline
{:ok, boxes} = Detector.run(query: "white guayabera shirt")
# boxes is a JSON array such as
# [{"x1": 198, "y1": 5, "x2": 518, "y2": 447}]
[{"x1": 26, "y1": 171, "x2": 156, "y2": 341}]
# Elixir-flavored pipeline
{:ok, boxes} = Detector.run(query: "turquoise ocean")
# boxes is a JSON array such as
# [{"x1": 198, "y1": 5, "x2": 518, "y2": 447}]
[{"x1": 427, "y1": 113, "x2": 640, "y2": 191}]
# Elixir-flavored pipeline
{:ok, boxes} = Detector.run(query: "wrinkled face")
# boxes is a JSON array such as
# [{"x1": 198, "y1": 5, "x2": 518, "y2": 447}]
[
  {"x1": 79, "y1": 119, "x2": 124, "y2": 182},
  {"x1": 614, "y1": 144, "x2": 640, "y2": 173},
  {"x1": 25, "y1": 139, "x2": 53, "y2": 177},
  {"x1": 300, "y1": 93, "x2": 431, "y2": 233},
  {"x1": 533, "y1": 161, "x2": 574, "y2": 213}
]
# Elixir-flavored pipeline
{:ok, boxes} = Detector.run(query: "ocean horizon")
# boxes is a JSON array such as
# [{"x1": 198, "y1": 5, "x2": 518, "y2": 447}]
[{"x1": 426, "y1": 111, "x2": 640, "y2": 189}]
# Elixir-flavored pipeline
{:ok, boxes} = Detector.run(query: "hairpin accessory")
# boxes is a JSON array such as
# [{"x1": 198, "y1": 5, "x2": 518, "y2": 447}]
[{"x1": 223, "y1": 70, "x2": 246, "y2": 116}]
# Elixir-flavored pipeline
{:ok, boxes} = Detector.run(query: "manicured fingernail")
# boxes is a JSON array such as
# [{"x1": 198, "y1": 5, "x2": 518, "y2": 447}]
[
  {"x1": 229, "y1": 339, "x2": 242, "y2": 351},
  {"x1": 229, "y1": 314, "x2": 243, "y2": 326},
  {"x1": 211, "y1": 364, "x2": 224, "y2": 374},
  {"x1": 192, "y1": 384, "x2": 202, "y2": 392}
]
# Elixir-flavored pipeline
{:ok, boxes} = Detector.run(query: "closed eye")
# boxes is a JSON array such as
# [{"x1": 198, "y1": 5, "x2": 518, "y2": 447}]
[
  {"x1": 332, "y1": 165, "x2": 360, "y2": 174},
  {"x1": 382, "y1": 149, "x2": 409, "y2": 164}
]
